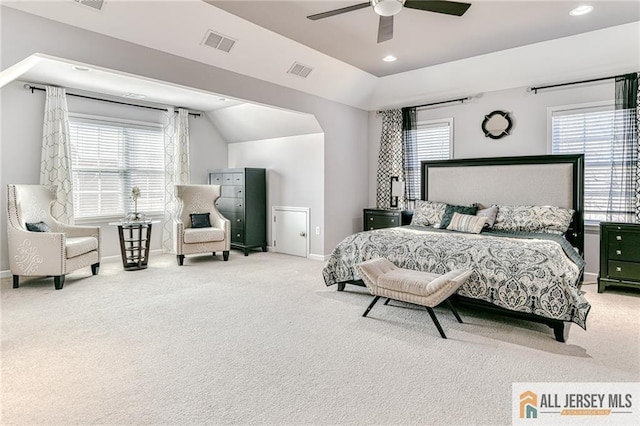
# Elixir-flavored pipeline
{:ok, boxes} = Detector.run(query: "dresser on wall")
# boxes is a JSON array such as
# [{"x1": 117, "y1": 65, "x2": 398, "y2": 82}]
[{"x1": 208, "y1": 168, "x2": 267, "y2": 256}]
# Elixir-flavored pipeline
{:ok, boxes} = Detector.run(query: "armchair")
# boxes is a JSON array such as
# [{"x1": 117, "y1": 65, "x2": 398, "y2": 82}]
[
  {"x1": 174, "y1": 184, "x2": 230, "y2": 265},
  {"x1": 6, "y1": 184, "x2": 101, "y2": 290}
]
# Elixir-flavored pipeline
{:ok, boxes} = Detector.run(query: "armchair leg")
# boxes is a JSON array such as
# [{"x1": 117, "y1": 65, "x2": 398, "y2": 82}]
[
  {"x1": 177, "y1": 255, "x2": 185, "y2": 266},
  {"x1": 13, "y1": 275, "x2": 19, "y2": 289},
  {"x1": 91, "y1": 263, "x2": 100, "y2": 276},
  {"x1": 223, "y1": 251, "x2": 229, "y2": 261},
  {"x1": 54, "y1": 275, "x2": 65, "y2": 290}
]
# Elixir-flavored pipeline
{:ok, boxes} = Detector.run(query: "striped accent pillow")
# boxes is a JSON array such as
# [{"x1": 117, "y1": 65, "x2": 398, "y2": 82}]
[{"x1": 446, "y1": 212, "x2": 487, "y2": 234}]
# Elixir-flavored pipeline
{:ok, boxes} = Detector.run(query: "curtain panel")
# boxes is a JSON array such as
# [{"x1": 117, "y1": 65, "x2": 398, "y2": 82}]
[
  {"x1": 613, "y1": 73, "x2": 639, "y2": 223},
  {"x1": 402, "y1": 107, "x2": 418, "y2": 203},
  {"x1": 162, "y1": 108, "x2": 191, "y2": 253},
  {"x1": 376, "y1": 110, "x2": 403, "y2": 209},
  {"x1": 40, "y1": 86, "x2": 74, "y2": 223}
]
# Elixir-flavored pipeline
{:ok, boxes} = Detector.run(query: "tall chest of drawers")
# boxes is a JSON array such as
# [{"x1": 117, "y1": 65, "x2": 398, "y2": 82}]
[
  {"x1": 208, "y1": 168, "x2": 267, "y2": 256},
  {"x1": 598, "y1": 222, "x2": 640, "y2": 293}
]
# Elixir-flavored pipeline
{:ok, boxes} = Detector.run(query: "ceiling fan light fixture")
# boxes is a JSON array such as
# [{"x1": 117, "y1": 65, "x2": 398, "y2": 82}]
[{"x1": 371, "y1": 0, "x2": 405, "y2": 17}]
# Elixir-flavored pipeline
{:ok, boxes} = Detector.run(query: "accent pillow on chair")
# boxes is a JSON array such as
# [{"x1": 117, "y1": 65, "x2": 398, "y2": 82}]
[
  {"x1": 190, "y1": 213, "x2": 211, "y2": 228},
  {"x1": 25, "y1": 221, "x2": 50, "y2": 232}
]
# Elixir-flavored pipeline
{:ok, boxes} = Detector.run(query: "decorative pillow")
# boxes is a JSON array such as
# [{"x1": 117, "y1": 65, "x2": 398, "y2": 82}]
[
  {"x1": 411, "y1": 200, "x2": 447, "y2": 226},
  {"x1": 476, "y1": 206, "x2": 499, "y2": 229},
  {"x1": 440, "y1": 204, "x2": 478, "y2": 229},
  {"x1": 25, "y1": 221, "x2": 50, "y2": 232},
  {"x1": 190, "y1": 213, "x2": 211, "y2": 228},
  {"x1": 447, "y1": 213, "x2": 486, "y2": 234},
  {"x1": 492, "y1": 205, "x2": 574, "y2": 234}
]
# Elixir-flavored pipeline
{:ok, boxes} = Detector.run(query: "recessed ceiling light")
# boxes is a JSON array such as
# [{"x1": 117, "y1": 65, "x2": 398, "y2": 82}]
[
  {"x1": 122, "y1": 93, "x2": 146, "y2": 100},
  {"x1": 383, "y1": 55, "x2": 397, "y2": 62},
  {"x1": 72, "y1": 65, "x2": 91, "y2": 72},
  {"x1": 569, "y1": 5, "x2": 593, "y2": 16}
]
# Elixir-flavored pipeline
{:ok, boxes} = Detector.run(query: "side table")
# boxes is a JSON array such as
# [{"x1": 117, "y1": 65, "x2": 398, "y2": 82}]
[{"x1": 109, "y1": 220, "x2": 158, "y2": 271}]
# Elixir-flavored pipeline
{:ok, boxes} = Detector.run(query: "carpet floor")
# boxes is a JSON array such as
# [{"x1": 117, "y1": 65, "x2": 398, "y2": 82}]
[{"x1": 1, "y1": 251, "x2": 639, "y2": 425}]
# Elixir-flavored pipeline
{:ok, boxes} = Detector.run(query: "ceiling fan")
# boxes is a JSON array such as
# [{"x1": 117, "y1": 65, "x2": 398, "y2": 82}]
[{"x1": 307, "y1": 0, "x2": 472, "y2": 43}]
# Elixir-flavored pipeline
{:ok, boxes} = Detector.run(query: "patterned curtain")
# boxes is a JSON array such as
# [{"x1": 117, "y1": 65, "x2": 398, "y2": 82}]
[
  {"x1": 40, "y1": 86, "x2": 74, "y2": 223},
  {"x1": 402, "y1": 107, "x2": 418, "y2": 204},
  {"x1": 613, "y1": 73, "x2": 639, "y2": 223},
  {"x1": 376, "y1": 109, "x2": 403, "y2": 209},
  {"x1": 162, "y1": 108, "x2": 191, "y2": 253},
  {"x1": 636, "y1": 74, "x2": 640, "y2": 223}
]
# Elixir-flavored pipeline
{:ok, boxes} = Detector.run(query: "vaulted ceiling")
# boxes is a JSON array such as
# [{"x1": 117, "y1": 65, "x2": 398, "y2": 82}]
[{"x1": 2, "y1": 1, "x2": 639, "y2": 112}]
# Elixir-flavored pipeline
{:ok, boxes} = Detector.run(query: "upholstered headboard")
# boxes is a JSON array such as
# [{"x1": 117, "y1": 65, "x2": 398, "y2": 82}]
[{"x1": 421, "y1": 154, "x2": 585, "y2": 253}]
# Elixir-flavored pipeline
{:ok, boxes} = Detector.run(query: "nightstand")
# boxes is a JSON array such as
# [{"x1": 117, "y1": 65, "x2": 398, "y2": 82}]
[
  {"x1": 598, "y1": 222, "x2": 640, "y2": 293},
  {"x1": 363, "y1": 208, "x2": 412, "y2": 231}
]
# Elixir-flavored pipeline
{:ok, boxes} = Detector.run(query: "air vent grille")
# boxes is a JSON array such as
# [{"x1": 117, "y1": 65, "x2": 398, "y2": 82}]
[
  {"x1": 72, "y1": 0, "x2": 104, "y2": 11},
  {"x1": 203, "y1": 30, "x2": 236, "y2": 53},
  {"x1": 288, "y1": 62, "x2": 313, "y2": 78}
]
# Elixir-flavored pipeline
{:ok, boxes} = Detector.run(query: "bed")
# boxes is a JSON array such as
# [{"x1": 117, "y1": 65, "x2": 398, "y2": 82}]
[{"x1": 322, "y1": 154, "x2": 590, "y2": 342}]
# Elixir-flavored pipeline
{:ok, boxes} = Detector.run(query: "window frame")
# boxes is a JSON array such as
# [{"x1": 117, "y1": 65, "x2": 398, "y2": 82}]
[
  {"x1": 547, "y1": 100, "x2": 636, "y2": 226},
  {"x1": 405, "y1": 117, "x2": 454, "y2": 201},
  {"x1": 68, "y1": 112, "x2": 165, "y2": 223}
]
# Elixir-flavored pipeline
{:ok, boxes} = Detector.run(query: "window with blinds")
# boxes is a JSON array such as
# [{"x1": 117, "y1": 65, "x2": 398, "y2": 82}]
[
  {"x1": 69, "y1": 114, "x2": 165, "y2": 220},
  {"x1": 405, "y1": 118, "x2": 452, "y2": 200},
  {"x1": 551, "y1": 104, "x2": 637, "y2": 223}
]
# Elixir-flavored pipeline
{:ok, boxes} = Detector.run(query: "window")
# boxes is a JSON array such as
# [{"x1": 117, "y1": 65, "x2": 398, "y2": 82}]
[
  {"x1": 405, "y1": 118, "x2": 452, "y2": 200},
  {"x1": 69, "y1": 114, "x2": 165, "y2": 220},
  {"x1": 551, "y1": 103, "x2": 637, "y2": 223}
]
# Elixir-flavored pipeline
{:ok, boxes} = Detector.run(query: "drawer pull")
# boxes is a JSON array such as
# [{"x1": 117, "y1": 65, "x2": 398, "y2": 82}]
[
  {"x1": 236, "y1": 233, "x2": 241, "y2": 237},
  {"x1": 370, "y1": 217, "x2": 374, "y2": 221},
  {"x1": 616, "y1": 235, "x2": 622, "y2": 241},
  {"x1": 616, "y1": 250, "x2": 622, "y2": 255},
  {"x1": 236, "y1": 219, "x2": 241, "y2": 222},
  {"x1": 616, "y1": 266, "x2": 622, "y2": 272},
  {"x1": 369, "y1": 227, "x2": 374, "y2": 230}
]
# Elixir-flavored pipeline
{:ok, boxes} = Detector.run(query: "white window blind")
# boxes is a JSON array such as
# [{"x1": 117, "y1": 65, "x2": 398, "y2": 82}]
[
  {"x1": 551, "y1": 104, "x2": 637, "y2": 223},
  {"x1": 69, "y1": 115, "x2": 165, "y2": 220},
  {"x1": 405, "y1": 119, "x2": 452, "y2": 199}
]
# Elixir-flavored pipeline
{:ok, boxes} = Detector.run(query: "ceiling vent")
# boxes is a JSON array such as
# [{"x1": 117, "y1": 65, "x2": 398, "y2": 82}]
[
  {"x1": 288, "y1": 62, "x2": 313, "y2": 78},
  {"x1": 202, "y1": 30, "x2": 236, "y2": 53},
  {"x1": 72, "y1": 0, "x2": 105, "y2": 11}
]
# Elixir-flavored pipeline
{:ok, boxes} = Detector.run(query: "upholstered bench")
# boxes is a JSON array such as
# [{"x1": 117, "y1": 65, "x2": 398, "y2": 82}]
[{"x1": 356, "y1": 258, "x2": 472, "y2": 339}]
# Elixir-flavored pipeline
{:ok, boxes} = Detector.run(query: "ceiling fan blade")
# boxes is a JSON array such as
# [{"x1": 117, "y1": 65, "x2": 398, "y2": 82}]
[
  {"x1": 307, "y1": 2, "x2": 370, "y2": 20},
  {"x1": 377, "y1": 15, "x2": 394, "y2": 43},
  {"x1": 404, "y1": 0, "x2": 471, "y2": 16}
]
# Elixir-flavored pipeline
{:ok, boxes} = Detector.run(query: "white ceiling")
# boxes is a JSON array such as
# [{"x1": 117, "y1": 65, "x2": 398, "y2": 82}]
[
  {"x1": 209, "y1": 0, "x2": 640, "y2": 77},
  {"x1": 2, "y1": 0, "x2": 639, "y2": 112}
]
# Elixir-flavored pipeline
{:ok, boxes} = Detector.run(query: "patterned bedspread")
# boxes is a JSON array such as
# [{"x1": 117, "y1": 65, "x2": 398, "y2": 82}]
[{"x1": 322, "y1": 226, "x2": 590, "y2": 328}]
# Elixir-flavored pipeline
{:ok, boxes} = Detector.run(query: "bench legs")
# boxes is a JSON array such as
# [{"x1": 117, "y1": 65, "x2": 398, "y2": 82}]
[{"x1": 363, "y1": 296, "x2": 461, "y2": 339}]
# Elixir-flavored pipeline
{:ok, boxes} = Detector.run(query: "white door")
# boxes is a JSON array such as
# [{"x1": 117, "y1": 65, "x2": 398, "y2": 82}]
[{"x1": 273, "y1": 207, "x2": 309, "y2": 258}]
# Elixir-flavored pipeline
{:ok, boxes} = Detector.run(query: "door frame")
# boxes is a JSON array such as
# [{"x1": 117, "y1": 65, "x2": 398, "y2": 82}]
[{"x1": 272, "y1": 206, "x2": 310, "y2": 258}]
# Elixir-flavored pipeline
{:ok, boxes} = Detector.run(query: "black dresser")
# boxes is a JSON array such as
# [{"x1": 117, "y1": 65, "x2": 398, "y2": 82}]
[
  {"x1": 598, "y1": 222, "x2": 640, "y2": 293},
  {"x1": 209, "y1": 168, "x2": 267, "y2": 256},
  {"x1": 363, "y1": 208, "x2": 412, "y2": 231}
]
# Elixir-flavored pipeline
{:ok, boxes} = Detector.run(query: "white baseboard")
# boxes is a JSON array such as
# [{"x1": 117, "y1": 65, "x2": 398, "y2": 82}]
[
  {"x1": 583, "y1": 272, "x2": 598, "y2": 284},
  {"x1": 309, "y1": 253, "x2": 329, "y2": 261}
]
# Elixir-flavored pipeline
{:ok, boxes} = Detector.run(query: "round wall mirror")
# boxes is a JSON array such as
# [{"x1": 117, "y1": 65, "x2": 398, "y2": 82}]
[{"x1": 482, "y1": 110, "x2": 512, "y2": 139}]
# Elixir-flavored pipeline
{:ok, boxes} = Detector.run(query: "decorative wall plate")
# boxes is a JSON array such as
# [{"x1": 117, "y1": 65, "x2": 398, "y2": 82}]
[{"x1": 482, "y1": 110, "x2": 512, "y2": 139}]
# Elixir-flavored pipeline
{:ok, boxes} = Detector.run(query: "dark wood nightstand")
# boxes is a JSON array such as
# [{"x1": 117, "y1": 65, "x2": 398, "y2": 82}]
[
  {"x1": 363, "y1": 208, "x2": 412, "y2": 231},
  {"x1": 598, "y1": 222, "x2": 640, "y2": 293}
]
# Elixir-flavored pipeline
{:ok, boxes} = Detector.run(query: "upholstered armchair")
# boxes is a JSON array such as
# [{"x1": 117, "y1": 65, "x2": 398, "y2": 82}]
[
  {"x1": 174, "y1": 184, "x2": 231, "y2": 265},
  {"x1": 6, "y1": 184, "x2": 101, "y2": 290}
]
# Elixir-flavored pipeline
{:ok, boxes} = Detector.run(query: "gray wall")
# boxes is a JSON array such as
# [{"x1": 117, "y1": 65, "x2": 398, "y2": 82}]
[
  {"x1": 368, "y1": 82, "x2": 613, "y2": 277},
  {"x1": 228, "y1": 134, "x2": 325, "y2": 257},
  {"x1": 0, "y1": 80, "x2": 224, "y2": 268},
  {"x1": 0, "y1": 6, "x2": 369, "y2": 271}
]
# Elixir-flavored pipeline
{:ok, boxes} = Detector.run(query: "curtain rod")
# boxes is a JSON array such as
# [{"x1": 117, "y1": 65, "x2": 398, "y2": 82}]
[
  {"x1": 24, "y1": 84, "x2": 201, "y2": 117},
  {"x1": 527, "y1": 72, "x2": 637, "y2": 94},
  {"x1": 378, "y1": 96, "x2": 470, "y2": 113}
]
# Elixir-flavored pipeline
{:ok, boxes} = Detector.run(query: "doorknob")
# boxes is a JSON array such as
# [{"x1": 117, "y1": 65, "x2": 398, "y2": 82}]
[{"x1": 300, "y1": 232, "x2": 306, "y2": 237}]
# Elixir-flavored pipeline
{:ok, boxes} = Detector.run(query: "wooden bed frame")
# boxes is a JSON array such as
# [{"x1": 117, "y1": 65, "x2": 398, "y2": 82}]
[
  {"x1": 420, "y1": 154, "x2": 585, "y2": 342},
  {"x1": 337, "y1": 154, "x2": 585, "y2": 342}
]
